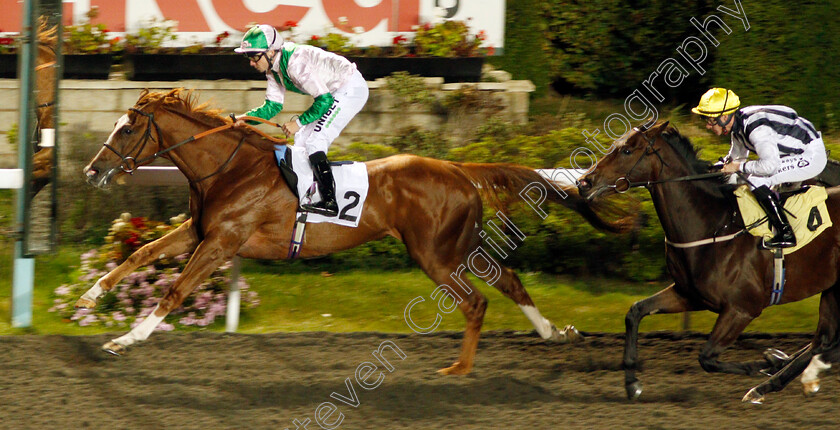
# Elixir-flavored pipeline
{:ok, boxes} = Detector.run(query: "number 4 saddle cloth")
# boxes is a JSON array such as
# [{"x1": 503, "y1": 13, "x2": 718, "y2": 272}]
[
  {"x1": 277, "y1": 144, "x2": 370, "y2": 228},
  {"x1": 735, "y1": 184, "x2": 833, "y2": 254}
]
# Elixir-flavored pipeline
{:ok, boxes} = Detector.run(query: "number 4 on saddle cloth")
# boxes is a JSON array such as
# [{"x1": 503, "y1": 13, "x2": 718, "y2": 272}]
[
  {"x1": 735, "y1": 185, "x2": 833, "y2": 255},
  {"x1": 275, "y1": 145, "x2": 370, "y2": 227}
]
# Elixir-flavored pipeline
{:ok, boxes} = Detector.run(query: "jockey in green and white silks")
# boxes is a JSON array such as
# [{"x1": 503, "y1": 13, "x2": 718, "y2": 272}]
[
  {"x1": 234, "y1": 24, "x2": 369, "y2": 217},
  {"x1": 693, "y1": 88, "x2": 827, "y2": 248}
]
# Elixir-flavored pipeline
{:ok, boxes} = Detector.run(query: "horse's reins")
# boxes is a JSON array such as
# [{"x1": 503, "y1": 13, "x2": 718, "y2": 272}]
[
  {"x1": 609, "y1": 127, "x2": 726, "y2": 193},
  {"x1": 610, "y1": 127, "x2": 749, "y2": 248},
  {"x1": 103, "y1": 108, "x2": 287, "y2": 183}
]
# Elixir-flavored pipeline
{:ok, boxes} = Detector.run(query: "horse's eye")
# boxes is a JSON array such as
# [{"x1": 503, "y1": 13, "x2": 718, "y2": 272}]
[
  {"x1": 123, "y1": 128, "x2": 133, "y2": 135},
  {"x1": 622, "y1": 148, "x2": 632, "y2": 155}
]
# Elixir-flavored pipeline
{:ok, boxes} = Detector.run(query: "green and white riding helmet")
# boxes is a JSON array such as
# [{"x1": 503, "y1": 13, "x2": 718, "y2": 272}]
[{"x1": 235, "y1": 24, "x2": 283, "y2": 55}]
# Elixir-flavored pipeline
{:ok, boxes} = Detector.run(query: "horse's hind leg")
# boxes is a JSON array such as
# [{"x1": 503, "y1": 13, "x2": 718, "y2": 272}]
[
  {"x1": 485, "y1": 261, "x2": 582, "y2": 343},
  {"x1": 75, "y1": 219, "x2": 199, "y2": 309},
  {"x1": 698, "y1": 307, "x2": 769, "y2": 376},
  {"x1": 743, "y1": 285, "x2": 840, "y2": 403}
]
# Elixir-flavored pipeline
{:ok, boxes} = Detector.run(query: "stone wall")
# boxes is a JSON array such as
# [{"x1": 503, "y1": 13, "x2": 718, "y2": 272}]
[{"x1": 0, "y1": 76, "x2": 534, "y2": 166}]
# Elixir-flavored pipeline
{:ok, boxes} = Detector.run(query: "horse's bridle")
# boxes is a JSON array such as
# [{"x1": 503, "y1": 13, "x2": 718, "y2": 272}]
[
  {"x1": 103, "y1": 107, "x2": 247, "y2": 183},
  {"x1": 103, "y1": 107, "x2": 163, "y2": 174},
  {"x1": 610, "y1": 127, "x2": 723, "y2": 192}
]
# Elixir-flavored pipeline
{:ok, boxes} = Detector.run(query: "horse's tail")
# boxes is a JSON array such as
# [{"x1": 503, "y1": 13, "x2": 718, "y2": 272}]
[{"x1": 451, "y1": 162, "x2": 636, "y2": 233}]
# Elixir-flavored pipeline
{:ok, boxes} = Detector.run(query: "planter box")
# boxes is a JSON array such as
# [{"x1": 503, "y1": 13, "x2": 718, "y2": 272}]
[
  {"x1": 0, "y1": 54, "x2": 112, "y2": 79},
  {"x1": 64, "y1": 54, "x2": 113, "y2": 79},
  {"x1": 124, "y1": 53, "x2": 262, "y2": 81},
  {"x1": 0, "y1": 54, "x2": 17, "y2": 78},
  {"x1": 345, "y1": 56, "x2": 484, "y2": 83}
]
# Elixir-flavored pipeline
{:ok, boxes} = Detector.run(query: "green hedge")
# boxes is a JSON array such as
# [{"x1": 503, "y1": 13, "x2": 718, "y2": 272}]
[
  {"x1": 487, "y1": 0, "x2": 552, "y2": 97},
  {"x1": 713, "y1": 1, "x2": 840, "y2": 130},
  {"x1": 496, "y1": 1, "x2": 838, "y2": 129},
  {"x1": 539, "y1": 0, "x2": 712, "y2": 101}
]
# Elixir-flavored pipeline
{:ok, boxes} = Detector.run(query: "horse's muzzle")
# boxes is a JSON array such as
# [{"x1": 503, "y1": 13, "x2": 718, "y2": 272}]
[{"x1": 84, "y1": 166, "x2": 115, "y2": 189}]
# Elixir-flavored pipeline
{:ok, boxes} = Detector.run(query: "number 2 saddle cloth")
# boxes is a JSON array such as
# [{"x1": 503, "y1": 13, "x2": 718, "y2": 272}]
[
  {"x1": 276, "y1": 144, "x2": 370, "y2": 228},
  {"x1": 735, "y1": 184, "x2": 833, "y2": 254}
]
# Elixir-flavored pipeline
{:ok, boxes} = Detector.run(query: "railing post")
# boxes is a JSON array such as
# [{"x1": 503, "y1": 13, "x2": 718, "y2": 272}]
[{"x1": 225, "y1": 256, "x2": 241, "y2": 333}]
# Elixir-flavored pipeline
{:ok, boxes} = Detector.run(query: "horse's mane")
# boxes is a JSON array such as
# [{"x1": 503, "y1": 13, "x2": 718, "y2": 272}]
[
  {"x1": 659, "y1": 125, "x2": 729, "y2": 198},
  {"x1": 660, "y1": 126, "x2": 712, "y2": 174},
  {"x1": 136, "y1": 88, "x2": 231, "y2": 127},
  {"x1": 134, "y1": 88, "x2": 277, "y2": 152}
]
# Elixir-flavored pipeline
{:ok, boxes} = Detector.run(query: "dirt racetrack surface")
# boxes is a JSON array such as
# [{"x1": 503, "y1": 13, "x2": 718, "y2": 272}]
[{"x1": 0, "y1": 330, "x2": 836, "y2": 429}]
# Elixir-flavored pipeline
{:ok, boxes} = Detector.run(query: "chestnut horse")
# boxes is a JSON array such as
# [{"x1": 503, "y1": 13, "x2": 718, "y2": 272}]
[
  {"x1": 80, "y1": 89, "x2": 630, "y2": 375},
  {"x1": 578, "y1": 121, "x2": 840, "y2": 402},
  {"x1": 31, "y1": 18, "x2": 59, "y2": 195}
]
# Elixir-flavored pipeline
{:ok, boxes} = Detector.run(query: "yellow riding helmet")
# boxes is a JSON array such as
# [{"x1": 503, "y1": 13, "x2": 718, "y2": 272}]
[{"x1": 691, "y1": 88, "x2": 740, "y2": 117}]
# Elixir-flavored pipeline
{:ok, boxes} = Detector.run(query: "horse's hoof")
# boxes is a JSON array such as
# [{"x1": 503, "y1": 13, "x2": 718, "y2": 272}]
[
  {"x1": 74, "y1": 298, "x2": 97, "y2": 309},
  {"x1": 802, "y1": 379, "x2": 821, "y2": 396},
  {"x1": 550, "y1": 325, "x2": 585, "y2": 344},
  {"x1": 625, "y1": 380, "x2": 642, "y2": 400},
  {"x1": 763, "y1": 348, "x2": 789, "y2": 365},
  {"x1": 437, "y1": 361, "x2": 471, "y2": 376},
  {"x1": 102, "y1": 341, "x2": 125, "y2": 356},
  {"x1": 742, "y1": 387, "x2": 765, "y2": 404}
]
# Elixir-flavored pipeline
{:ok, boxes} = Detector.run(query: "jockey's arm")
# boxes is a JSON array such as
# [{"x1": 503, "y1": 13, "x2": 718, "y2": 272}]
[
  {"x1": 296, "y1": 93, "x2": 335, "y2": 127},
  {"x1": 743, "y1": 127, "x2": 782, "y2": 176},
  {"x1": 289, "y1": 62, "x2": 335, "y2": 128},
  {"x1": 242, "y1": 76, "x2": 286, "y2": 125},
  {"x1": 726, "y1": 139, "x2": 749, "y2": 165},
  {"x1": 242, "y1": 100, "x2": 283, "y2": 125}
]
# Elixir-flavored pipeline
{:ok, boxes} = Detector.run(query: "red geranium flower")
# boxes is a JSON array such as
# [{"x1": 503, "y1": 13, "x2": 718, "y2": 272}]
[
  {"x1": 310, "y1": 35, "x2": 320, "y2": 41},
  {"x1": 284, "y1": 20, "x2": 298, "y2": 28},
  {"x1": 130, "y1": 217, "x2": 146, "y2": 229},
  {"x1": 124, "y1": 232, "x2": 140, "y2": 247}
]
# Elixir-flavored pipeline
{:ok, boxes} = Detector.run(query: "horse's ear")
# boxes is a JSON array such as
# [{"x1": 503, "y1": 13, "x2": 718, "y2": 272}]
[{"x1": 649, "y1": 121, "x2": 670, "y2": 136}]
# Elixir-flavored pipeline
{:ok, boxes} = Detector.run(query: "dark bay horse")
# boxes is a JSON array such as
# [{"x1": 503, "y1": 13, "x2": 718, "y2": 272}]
[
  {"x1": 80, "y1": 89, "x2": 631, "y2": 375},
  {"x1": 578, "y1": 121, "x2": 840, "y2": 402}
]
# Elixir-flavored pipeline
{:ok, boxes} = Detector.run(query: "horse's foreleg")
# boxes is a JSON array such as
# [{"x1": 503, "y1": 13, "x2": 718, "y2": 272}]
[
  {"x1": 76, "y1": 219, "x2": 199, "y2": 309},
  {"x1": 102, "y1": 233, "x2": 234, "y2": 355},
  {"x1": 698, "y1": 307, "x2": 763, "y2": 375},
  {"x1": 624, "y1": 284, "x2": 694, "y2": 400}
]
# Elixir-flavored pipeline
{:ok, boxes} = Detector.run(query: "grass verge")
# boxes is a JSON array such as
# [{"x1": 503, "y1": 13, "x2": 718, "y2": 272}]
[{"x1": 0, "y1": 247, "x2": 821, "y2": 336}]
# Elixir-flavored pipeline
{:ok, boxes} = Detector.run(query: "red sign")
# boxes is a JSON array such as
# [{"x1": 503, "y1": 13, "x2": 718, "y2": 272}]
[{"x1": 0, "y1": 0, "x2": 419, "y2": 33}]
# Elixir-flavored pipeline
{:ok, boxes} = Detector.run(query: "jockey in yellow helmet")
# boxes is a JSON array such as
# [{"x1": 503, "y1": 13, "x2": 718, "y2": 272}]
[
  {"x1": 693, "y1": 88, "x2": 827, "y2": 248},
  {"x1": 234, "y1": 24, "x2": 369, "y2": 217}
]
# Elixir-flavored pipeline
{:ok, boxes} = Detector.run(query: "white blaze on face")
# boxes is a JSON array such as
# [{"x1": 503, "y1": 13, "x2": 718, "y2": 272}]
[{"x1": 105, "y1": 114, "x2": 131, "y2": 147}]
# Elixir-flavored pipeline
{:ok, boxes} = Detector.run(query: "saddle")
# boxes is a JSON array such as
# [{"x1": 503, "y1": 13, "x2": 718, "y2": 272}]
[
  {"x1": 735, "y1": 185, "x2": 833, "y2": 254},
  {"x1": 273, "y1": 145, "x2": 369, "y2": 228}
]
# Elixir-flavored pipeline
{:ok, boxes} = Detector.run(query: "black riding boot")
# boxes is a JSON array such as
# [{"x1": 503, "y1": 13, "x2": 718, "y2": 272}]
[
  {"x1": 753, "y1": 185, "x2": 796, "y2": 248},
  {"x1": 301, "y1": 151, "x2": 339, "y2": 216}
]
